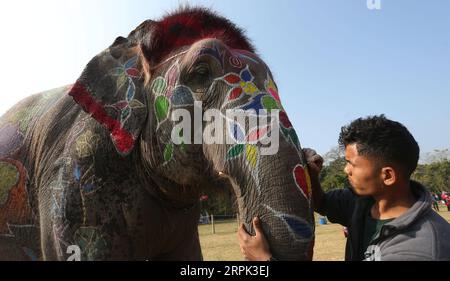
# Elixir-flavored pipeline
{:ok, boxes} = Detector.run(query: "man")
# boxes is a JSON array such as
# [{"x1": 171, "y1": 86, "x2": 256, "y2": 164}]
[
  {"x1": 238, "y1": 115, "x2": 450, "y2": 261},
  {"x1": 431, "y1": 193, "x2": 440, "y2": 212}
]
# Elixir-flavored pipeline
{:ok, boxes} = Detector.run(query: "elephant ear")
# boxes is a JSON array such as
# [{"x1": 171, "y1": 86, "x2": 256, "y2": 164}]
[{"x1": 68, "y1": 37, "x2": 148, "y2": 156}]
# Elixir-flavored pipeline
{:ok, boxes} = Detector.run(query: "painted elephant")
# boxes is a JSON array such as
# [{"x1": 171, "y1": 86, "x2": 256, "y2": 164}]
[{"x1": 0, "y1": 7, "x2": 314, "y2": 260}]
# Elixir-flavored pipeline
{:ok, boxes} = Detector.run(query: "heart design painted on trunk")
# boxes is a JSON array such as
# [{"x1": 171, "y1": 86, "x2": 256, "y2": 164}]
[{"x1": 293, "y1": 164, "x2": 309, "y2": 199}]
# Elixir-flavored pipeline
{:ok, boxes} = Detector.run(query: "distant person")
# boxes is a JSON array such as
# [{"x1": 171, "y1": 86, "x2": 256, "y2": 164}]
[
  {"x1": 431, "y1": 192, "x2": 440, "y2": 212},
  {"x1": 343, "y1": 227, "x2": 349, "y2": 238},
  {"x1": 441, "y1": 192, "x2": 448, "y2": 204},
  {"x1": 238, "y1": 115, "x2": 450, "y2": 261}
]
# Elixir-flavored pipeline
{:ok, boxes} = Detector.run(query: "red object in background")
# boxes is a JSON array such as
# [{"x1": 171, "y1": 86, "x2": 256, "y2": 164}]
[
  {"x1": 343, "y1": 227, "x2": 349, "y2": 238},
  {"x1": 199, "y1": 195, "x2": 209, "y2": 201}
]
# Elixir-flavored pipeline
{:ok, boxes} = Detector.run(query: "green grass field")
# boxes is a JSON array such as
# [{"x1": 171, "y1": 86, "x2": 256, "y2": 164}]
[{"x1": 198, "y1": 204, "x2": 450, "y2": 261}]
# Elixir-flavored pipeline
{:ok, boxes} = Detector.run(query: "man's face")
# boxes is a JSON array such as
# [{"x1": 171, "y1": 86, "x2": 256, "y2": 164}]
[{"x1": 344, "y1": 143, "x2": 383, "y2": 196}]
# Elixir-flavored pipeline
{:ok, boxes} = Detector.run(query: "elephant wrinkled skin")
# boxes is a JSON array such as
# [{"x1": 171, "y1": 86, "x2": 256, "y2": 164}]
[{"x1": 0, "y1": 7, "x2": 315, "y2": 260}]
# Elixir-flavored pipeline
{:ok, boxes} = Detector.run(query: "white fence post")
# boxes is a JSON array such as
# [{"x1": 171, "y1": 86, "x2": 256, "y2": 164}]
[
  {"x1": 211, "y1": 214, "x2": 215, "y2": 234},
  {"x1": 236, "y1": 213, "x2": 240, "y2": 230}
]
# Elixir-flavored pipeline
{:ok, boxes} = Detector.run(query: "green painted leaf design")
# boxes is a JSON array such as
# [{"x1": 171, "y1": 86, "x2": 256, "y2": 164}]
[
  {"x1": 73, "y1": 227, "x2": 108, "y2": 261},
  {"x1": 289, "y1": 130, "x2": 301, "y2": 151},
  {"x1": 226, "y1": 144, "x2": 245, "y2": 160},
  {"x1": 152, "y1": 77, "x2": 167, "y2": 95},
  {"x1": 177, "y1": 128, "x2": 186, "y2": 152},
  {"x1": 280, "y1": 126, "x2": 301, "y2": 152},
  {"x1": 0, "y1": 161, "x2": 19, "y2": 205},
  {"x1": 110, "y1": 67, "x2": 125, "y2": 76},
  {"x1": 180, "y1": 142, "x2": 186, "y2": 152},
  {"x1": 155, "y1": 96, "x2": 170, "y2": 123},
  {"x1": 164, "y1": 143, "x2": 174, "y2": 162},
  {"x1": 116, "y1": 73, "x2": 128, "y2": 90},
  {"x1": 262, "y1": 96, "x2": 279, "y2": 111},
  {"x1": 120, "y1": 107, "x2": 131, "y2": 123}
]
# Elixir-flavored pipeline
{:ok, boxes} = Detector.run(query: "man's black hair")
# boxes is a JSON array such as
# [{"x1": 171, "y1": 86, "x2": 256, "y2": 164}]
[{"x1": 338, "y1": 114, "x2": 420, "y2": 177}]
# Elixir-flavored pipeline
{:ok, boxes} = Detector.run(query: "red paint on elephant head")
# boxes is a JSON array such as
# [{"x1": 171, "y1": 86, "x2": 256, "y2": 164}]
[{"x1": 135, "y1": 7, "x2": 255, "y2": 64}]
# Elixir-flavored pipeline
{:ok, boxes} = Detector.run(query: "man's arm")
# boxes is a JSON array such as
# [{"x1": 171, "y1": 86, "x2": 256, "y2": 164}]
[{"x1": 304, "y1": 149, "x2": 357, "y2": 227}]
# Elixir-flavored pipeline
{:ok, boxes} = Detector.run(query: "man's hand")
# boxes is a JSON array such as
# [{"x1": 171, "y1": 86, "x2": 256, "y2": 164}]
[
  {"x1": 302, "y1": 148, "x2": 324, "y2": 179},
  {"x1": 237, "y1": 217, "x2": 272, "y2": 261},
  {"x1": 302, "y1": 148, "x2": 326, "y2": 213}
]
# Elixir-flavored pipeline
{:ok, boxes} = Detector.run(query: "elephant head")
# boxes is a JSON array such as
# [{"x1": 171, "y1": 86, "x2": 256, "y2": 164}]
[{"x1": 68, "y1": 7, "x2": 314, "y2": 260}]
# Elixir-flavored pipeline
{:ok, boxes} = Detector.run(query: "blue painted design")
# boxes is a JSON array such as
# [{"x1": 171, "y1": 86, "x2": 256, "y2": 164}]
[
  {"x1": 228, "y1": 121, "x2": 245, "y2": 142},
  {"x1": 241, "y1": 69, "x2": 253, "y2": 82},
  {"x1": 198, "y1": 45, "x2": 224, "y2": 69},
  {"x1": 171, "y1": 86, "x2": 194, "y2": 106},
  {"x1": 51, "y1": 192, "x2": 64, "y2": 219},
  {"x1": 73, "y1": 165, "x2": 81, "y2": 182},
  {"x1": 241, "y1": 93, "x2": 265, "y2": 112},
  {"x1": 82, "y1": 184, "x2": 96, "y2": 193},
  {"x1": 281, "y1": 215, "x2": 313, "y2": 239},
  {"x1": 22, "y1": 247, "x2": 38, "y2": 261},
  {"x1": 124, "y1": 56, "x2": 138, "y2": 69},
  {"x1": 126, "y1": 82, "x2": 135, "y2": 101}
]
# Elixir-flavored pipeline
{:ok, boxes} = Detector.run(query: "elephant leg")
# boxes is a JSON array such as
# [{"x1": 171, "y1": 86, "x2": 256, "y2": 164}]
[
  {"x1": 38, "y1": 156, "x2": 86, "y2": 260},
  {"x1": 177, "y1": 230, "x2": 203, "y2": 261},
  {"x1": 153, "y1": 207, "x2": 203, "y2": 261},
  {"x1": 39, "y1": 184, "x2": 74, "y2": 261},
  {"x1": 154, "y1": 230, "x2": 203, "y2": 261},
  {"x1": 39, "y1": 200, "x2": 116, "y2": 261},
  {"x1": 40, "y1": 184, "x2": 138, "y2": 260}
]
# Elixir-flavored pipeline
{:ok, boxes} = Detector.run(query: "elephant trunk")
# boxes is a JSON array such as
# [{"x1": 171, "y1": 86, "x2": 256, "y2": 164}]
[{"x1": 227, "y1": 142, "x2": 315, "y2": 260}]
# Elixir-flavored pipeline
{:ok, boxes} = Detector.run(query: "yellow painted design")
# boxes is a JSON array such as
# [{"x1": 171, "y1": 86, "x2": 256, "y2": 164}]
[
  {"x1": 0, "y1": 161, "x2": 19, "y2": 205},
  {"x1": 265, "y1": 75, "x2": 278, "y2": 92},
  {"x1": 304, "y1": 166, "x2": 312, "y2": 197},
  {"x1": 246, "y1": 145, "x2": 258, "y2": 168},
  {"x1": 240, "y1": 81, "x2": 259, "y2": 94},
  {"x1": 75, "y1": 130, "x2": 100, "y2": 158}
]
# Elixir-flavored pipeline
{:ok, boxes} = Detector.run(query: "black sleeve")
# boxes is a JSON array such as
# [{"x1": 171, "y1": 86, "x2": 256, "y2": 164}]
[{"x1": 317, "y1": 188, "x2": 357, "y2": 227}]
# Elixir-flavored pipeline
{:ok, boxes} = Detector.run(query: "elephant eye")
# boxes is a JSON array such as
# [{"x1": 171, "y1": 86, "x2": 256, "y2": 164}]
[
  {"x1": 187, "y1": 62, "x2": 212, "y2": 93},
  {"x1": 193, "y1": 62, "x2": 210, "y2": 77}
]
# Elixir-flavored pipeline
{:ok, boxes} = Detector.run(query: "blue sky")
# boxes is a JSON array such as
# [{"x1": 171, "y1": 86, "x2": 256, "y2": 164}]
[{"x1": 0, "y1": 0, "x2": 449, "y2": 158}]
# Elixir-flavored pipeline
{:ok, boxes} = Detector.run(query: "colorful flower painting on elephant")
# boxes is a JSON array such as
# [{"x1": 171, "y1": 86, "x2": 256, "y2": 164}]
[
  {"x1": 0, "y1": 159, "x2": 32, "y2": 234},
  {"x1": 0, "y1": 123, "x2": 24, "y2": 158}
]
